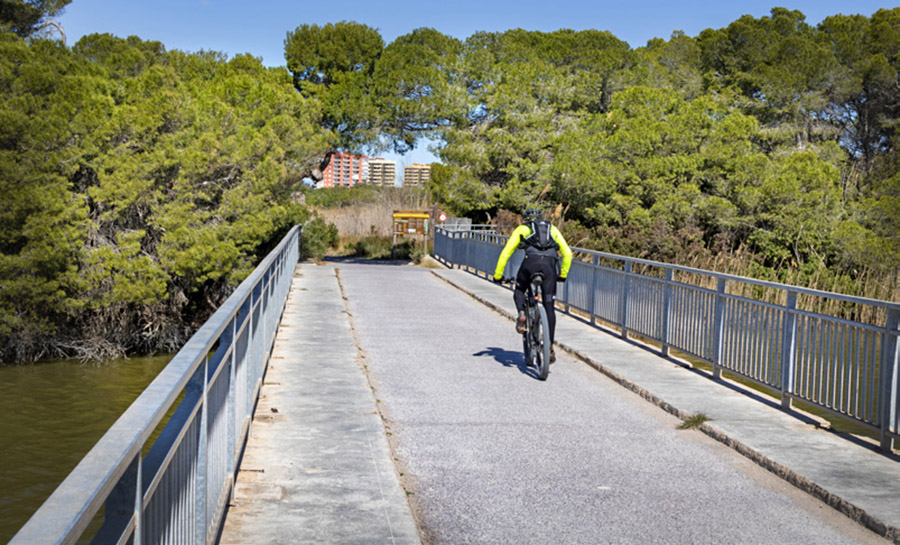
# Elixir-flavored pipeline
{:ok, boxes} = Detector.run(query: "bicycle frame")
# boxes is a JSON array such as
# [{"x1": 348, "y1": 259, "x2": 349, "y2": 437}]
[
  {"x1": 525, "y1": 275, "x2": 543, "y2": 327},
  {"x1": 523, "y1": 273, "x2": 551, "y2": 380}
]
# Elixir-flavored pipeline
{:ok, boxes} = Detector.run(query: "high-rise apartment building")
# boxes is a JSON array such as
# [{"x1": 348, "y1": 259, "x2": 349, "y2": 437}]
[
  {"x1": 321, "y1": 152, "x2": 368, "y2": 188},
  {"x1": 402, "y1": 163, "x2": 432, "y2": 187},
  {"x1": 367, "y1": 158, "x2": 397, "y2": 186}
]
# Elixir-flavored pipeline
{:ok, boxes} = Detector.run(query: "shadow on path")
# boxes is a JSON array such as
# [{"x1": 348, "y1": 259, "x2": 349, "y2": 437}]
[{"x1": 473, "y1": 346, "x2": 543, "y2": 380}]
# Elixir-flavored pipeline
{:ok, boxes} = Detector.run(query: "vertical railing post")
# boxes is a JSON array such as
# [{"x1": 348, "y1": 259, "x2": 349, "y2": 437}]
[
  {"x1": 195, "y1": 357, "x2": 209, "y2": 545},
  {"x1": 451, "y1": 231, "x2": 458, "y2": 268},
  {"x1": 879, "y1": 307, "x2": 899, "y2": 452},
  {"x1": 133, "y1": 458, "x2": 142, "y2": 545},
  {"x1": 255, "y1": 283, "x2": 262, "y2": 378},
  {"x1": 780, "y1": 291, "x2": 798, "y2": 410},
  {"x1": 620, "y1": 261, "x2": 632, "y2": 339},
  {"x1": 478, "y1": 236, "x2": 487, "y2": 277},
  {"x1": 661, "y1": 268, "x2": 673, "y2": 357},
  {"x1": 448, "y1": 230, "x2": 454, "y2": 267},
  {"x1": 458, "y1": 232, "x2": 465, "y2": 271},
  {"x1": 262, "y1": 271, "x2": 270, "y2": 357},
  {"x1": 448, "y1": 229, "x2": 452, "y2": 260},
  {"x1": 226, "y1": 315, "x2": 237, "y2": 503},
  {"x1": 712, "y1": 278, "x2": 727, "y2": 379},
  {"x1": 244, "y1": 288, "x2": 255, "y2": 440},
  {"x1": 461, "y1": 232, "x2": 468, "y2": 271},
  {"x1": 589, "y1": 255, "x2": 599, "y2": 326}
]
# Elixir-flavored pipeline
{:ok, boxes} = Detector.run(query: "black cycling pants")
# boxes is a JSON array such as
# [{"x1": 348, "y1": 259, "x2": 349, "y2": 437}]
[{"x1": 513, "y1": 255, "x2": 558, "y2": 344}]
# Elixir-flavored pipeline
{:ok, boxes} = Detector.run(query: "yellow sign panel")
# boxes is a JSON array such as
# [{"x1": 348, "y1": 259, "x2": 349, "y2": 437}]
[
  {"x1": 393, "y1": 210, "x2": 430, "y2": 236},
  {"x1": 392, "y1": 211, "x2": 430, "y2": 219}
]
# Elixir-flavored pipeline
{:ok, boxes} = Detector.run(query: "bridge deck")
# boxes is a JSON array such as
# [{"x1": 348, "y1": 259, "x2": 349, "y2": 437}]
[
  {"x1": 219, "y1": 261, "x2": 899, "y2": 545},
  {"x1": 218, "y1": 263, "x2": 419, "y2": 545}
]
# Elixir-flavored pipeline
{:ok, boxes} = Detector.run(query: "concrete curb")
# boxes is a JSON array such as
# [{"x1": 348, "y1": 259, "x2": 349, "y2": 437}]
[{"x1": 430, "y1": 268, "x2": 900, "y2": 545}]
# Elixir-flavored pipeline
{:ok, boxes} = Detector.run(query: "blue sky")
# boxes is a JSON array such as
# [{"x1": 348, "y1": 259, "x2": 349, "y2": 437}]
[{"x1": 57, "y1": 0, "x2": 894, "y2": 169}]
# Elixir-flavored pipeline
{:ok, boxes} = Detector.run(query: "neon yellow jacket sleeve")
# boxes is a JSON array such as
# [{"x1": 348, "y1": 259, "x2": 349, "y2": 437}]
[
  {"x1": 551, "y1": 225, "x2": 573, "y2": 278},
  {"x1": 493, "y1": 224, "x2": 530, "y2": 279}
]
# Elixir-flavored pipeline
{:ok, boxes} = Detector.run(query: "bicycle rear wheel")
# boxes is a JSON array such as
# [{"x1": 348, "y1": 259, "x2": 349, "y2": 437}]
[{"x1": 533, "y1": 305, "x2": 550, "y2": 380}]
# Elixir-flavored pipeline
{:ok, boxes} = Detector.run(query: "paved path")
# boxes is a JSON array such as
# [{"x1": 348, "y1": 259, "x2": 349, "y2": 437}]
[
  {"x1": 338, "y1": 261, "x2": 894, "y2": 545},
  {"x1": 218, "y1": 260, "x2": 898, "y2": 545},
  {"x1": 218, "y1": 263, "x2": 419, "y2": 545}
]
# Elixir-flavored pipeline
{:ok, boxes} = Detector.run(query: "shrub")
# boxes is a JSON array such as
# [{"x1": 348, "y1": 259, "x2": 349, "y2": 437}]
[
  {"x1": 351, "y1": 236, "x2": 428, "y2": 262},
  {"x1": 409, "y1": 243, "x2": 426, "y2": 264},
  {"x1": 353, "y1": 236, "x2": 393, "y2": 259},
  {"x1": 300, "y1": 216, "x2": 339, "y2": 260}
]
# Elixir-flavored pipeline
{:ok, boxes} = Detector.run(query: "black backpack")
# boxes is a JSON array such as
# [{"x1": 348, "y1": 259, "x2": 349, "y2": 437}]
[{"x1": 522, "y1": 219, "x2": 558, "y2": 252}]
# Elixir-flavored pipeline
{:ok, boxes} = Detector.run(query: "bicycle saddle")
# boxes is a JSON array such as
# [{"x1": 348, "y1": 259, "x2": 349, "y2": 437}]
[{"x1": 531, "y1": 272, "x2": 544, "y2": 284}]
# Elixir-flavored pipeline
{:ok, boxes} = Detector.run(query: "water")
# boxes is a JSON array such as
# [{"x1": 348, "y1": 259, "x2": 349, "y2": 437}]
[{"x1": 0, "y1": 355, "x2": 171, "y2": 543}]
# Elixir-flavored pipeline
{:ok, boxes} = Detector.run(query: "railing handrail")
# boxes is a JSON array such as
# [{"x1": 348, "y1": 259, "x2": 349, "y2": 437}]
[
  {"x1": 439, "y1": 223, "x2": 496, "y2": 232},
  {"x1": 435, "y1": 226, "x2": 900, "y2": 311},
  {"x1": 11, "y1": 225, "x2": 301, "y2": 545}
]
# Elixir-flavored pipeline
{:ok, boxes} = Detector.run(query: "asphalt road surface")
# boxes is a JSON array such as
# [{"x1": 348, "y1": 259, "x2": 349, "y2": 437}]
[{"x1": 336, "y1": 261, "x2": 889, "y2": 545}]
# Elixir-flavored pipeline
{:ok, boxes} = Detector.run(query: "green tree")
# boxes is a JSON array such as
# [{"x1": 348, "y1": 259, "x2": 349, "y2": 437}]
[
  {"x1": 284, "y1": 21, "x2": 383, "y2": 153},
  {"x1": 372, "y1": 27, "x2": 463, "y2": 152},
  {"x1": 0, "y1": 34, "x2": 100, "y2": 358},
  {"x1": 425, "y1": 163, "x2": 496, "y2": 218},
  {"x1": 819, "y1": 8, "x2": 900, "y2": 185},
  {"x1": 0, "y1": 0, "x2": 69, "y2": 38},
  {"x1": 0, "y1": 32, "x2": 331, "y2": 362},
  {"x1": 550, "y1": 86, "x2": 767, "y2": 259},
  {"x1": 626, "y1": 31, "x2": 703, "y2": 98},
  {"x1": 434, "y1": 29, "x2": 632, "y2": 214},
  {"x1": 698, "y1": 8, "x2": 846, "y2": 151}
]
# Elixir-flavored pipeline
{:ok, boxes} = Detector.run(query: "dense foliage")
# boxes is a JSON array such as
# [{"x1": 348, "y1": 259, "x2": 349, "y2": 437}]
[
  {"x1": 0, "y1": 31, "x2": 330, "y2": 362},
  {"x1": 3, "y1": 7, "x2": 898, "y2": 362},
  {"x1": 285, "y1": 10, "x2": 898, "y2": 300}
]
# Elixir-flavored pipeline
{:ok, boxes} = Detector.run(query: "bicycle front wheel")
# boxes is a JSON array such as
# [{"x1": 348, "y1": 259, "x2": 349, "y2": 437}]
[{"x1": 533, "y1": 304, "x2": 551, "y2": 380}]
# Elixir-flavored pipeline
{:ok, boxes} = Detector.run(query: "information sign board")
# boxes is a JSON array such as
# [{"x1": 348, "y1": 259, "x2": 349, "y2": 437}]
[{"x1": 393, "y1": 210, "x2": 430, "y2": 236}]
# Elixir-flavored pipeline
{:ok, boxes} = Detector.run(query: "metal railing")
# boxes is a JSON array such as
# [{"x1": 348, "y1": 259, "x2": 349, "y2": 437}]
[
  {"x1": 443, "y1": 223, "x2": 495, "y2": 231},
  {"x1": 11, "y1": 226, "x2": 301, "y2": 545},
  {"x1": 433, "y1": 227, "x2": 900, "y2": 452}
]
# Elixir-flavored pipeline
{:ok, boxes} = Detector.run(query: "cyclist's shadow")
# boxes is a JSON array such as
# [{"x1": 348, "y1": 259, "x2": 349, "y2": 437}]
[{"x1": 472, "y1": 346, "x2": 542, "y2": 380}]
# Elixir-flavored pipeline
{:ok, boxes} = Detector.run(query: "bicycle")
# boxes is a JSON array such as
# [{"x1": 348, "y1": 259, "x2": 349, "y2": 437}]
[{"x1": 521, "y1": 272, "x2": 552, "y2": 380}]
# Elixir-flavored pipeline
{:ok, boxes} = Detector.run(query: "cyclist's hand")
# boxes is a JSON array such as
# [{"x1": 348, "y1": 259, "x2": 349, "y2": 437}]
[
  {"x1": 558, "y1": 276, "x2": 567, "y2": 283},
  {"x1": 491, "y1": 276, "x2": 502, "y2": 284}
]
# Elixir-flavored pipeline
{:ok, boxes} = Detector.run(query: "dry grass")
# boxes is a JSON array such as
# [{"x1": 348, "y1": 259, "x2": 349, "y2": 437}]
[
  {"x1": 319, "y1": 203, "x2": 394, "y2": 238},
  {"x1": 315, "y1": 188, "x2": 432, "y2": 239}
]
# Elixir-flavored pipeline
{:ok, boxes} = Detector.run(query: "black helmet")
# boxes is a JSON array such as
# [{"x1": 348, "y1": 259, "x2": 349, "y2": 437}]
[{"x1": 523, "y1": 208, "x2": 542, "y2": 222}]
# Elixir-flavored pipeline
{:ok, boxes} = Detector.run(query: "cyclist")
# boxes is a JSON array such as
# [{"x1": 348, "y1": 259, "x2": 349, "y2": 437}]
[{"x1": 493, "y1": 208, "x2": 573, "y2": 363}]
